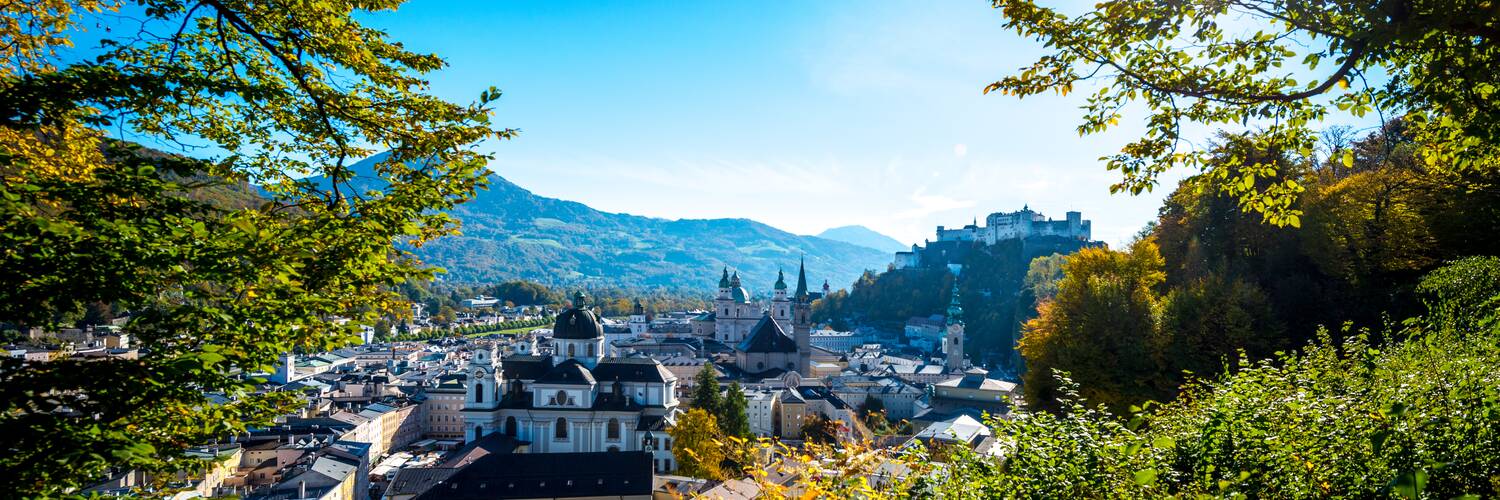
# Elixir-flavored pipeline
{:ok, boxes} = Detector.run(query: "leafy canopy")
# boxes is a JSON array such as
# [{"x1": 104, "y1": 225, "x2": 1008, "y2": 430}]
[
  {"x1": 0, "y1": 0, "x2": 508, "y2": 495},
  {"x1": 987, "y1": 0, "x2": 1500, "y2": 225}
]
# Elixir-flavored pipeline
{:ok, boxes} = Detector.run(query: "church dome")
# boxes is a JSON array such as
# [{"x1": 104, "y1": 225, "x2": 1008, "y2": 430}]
[{"x1": 554, "y1": 292, "x2": 603, "y2": 340}]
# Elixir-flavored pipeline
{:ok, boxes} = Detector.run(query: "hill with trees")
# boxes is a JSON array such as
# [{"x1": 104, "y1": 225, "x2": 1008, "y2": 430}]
[
  {"x1": 327, "y1": 153, "x2": 890, "y2": 291},
  {"x1": 814, "y1": 235, "x2": 1098, "y2": 374},
  {"x1": 815, "y1": 225, "x2": 909, "y2": 253}
]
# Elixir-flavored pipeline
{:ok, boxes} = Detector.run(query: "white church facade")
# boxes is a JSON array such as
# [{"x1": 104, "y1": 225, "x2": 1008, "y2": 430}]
[{"x1": 462, "y1": 292, "x2": 681, "y2": 472}]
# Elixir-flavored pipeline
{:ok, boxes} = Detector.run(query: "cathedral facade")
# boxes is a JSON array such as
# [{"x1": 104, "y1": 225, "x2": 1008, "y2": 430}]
[
  {"x1": 710, "y1": 261, "x2": 815, "y2": 377},
  {"x1": 462, "y1": 292, "x2": 680, "y2": 472}
]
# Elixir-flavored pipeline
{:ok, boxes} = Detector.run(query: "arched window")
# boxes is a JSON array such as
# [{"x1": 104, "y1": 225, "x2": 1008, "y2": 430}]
[
  {"x1": 555, "y1": 390, "x2": 568, "y2": 406},
  {"x1": 474, "y1": 425, "x2": 483, "y2": 438},
  {"x1": 474, "y1": 382, "x2": 484, "y2": 404},
  {"x1": 504, "y1": 416, "x2": 518, "y2": 436},
  {"x1": 555, "y1": 417, "x2": 568, "y2": 440},
  {"x1": 607, "y1": 418, "x2": 620, "y2": 440},
  {"x1": 588, "y1": 343, "x2": 594, "y2": 356},
  {"x1": 567, "y1": 343, "x2": 576, "y2": 357}
]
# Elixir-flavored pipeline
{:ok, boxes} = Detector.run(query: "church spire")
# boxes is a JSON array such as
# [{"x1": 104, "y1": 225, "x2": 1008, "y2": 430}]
[
  {"x1": 774, "y1": 268, "x2": 787, "y2": 290},
  {"x1": 794, "y1": 256, "x2": 809, "y2": 302},
  {"x1": 946, "y1": 281, "x2": 963, "y2": 323},
  {"x1": 719, "y1": 267, "x2": 730, "y2": 288}
]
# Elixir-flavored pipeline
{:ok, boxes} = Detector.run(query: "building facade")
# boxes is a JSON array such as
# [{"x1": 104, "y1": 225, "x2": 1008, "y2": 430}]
[{"x1": 462, "y1": 293, "x2": 681, "y2": 472}]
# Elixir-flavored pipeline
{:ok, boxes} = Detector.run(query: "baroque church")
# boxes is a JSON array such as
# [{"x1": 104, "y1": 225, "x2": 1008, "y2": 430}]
[
  {"x1": 462, "y1": 292, "x2": 680, "y2": 472},
  {"x1": 713, "y1": 260, "x2": 814, "y2": 378}
]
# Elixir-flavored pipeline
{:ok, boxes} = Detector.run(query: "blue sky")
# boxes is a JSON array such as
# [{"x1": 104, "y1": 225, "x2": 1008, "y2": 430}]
[{"x1": 357, "y1": 0, "x2": 1187, "y2": 247}]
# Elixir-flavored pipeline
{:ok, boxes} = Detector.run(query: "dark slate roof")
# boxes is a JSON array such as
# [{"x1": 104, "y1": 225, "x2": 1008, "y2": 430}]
[
  {"x1": 415, "y1": 451, "x2": 654, "y2": 500},
  {"x1": 387, "y1": 468, "x2": 458, "y2": 498},
  {"x1": 592, "y1": 358, "x2": 674, "y2": 383},
  {"x1": 796, "y1": 386, "x2": 851, "y2": 410},
  {"x1": 439, "y1": 432, "x2": 526, "y2": 468},
  {"x1": 737, "y1": 315, "x2": 797, "y2": 353},
  {"x1": 500, "y1": 356, "x2": 552, "y2": 381},
  {"x1": 553, "y1": 307, "x2": 603, "y2": 340},
  {"x1": 535, "y1": 359, "x2": 596, "y2": 385}
]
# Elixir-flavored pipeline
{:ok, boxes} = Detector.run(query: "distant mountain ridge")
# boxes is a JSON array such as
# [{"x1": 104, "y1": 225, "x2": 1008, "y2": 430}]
[
  {"x1": 329, "y1": 153, "x2": 890, "y2": 291},
  {"x1": 816, "y1": 225, "x2": 908, "y2": 253}
]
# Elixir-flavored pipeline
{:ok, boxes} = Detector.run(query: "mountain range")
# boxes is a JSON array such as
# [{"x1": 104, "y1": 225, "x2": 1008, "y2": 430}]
[
  {"x1": 333, "y1": 154, "x2": 892, "y2": 291},
  {"x1": 815, "y1": 225, "x2": 909, "y2": 253}
]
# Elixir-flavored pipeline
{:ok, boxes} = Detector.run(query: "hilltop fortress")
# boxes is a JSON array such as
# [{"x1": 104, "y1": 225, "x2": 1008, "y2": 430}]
[{"x1": 895, "y1": 206, "x2": 1094, "y2": 271}]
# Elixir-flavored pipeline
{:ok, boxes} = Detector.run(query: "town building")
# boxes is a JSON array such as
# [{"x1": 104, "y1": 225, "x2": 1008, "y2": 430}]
[{"x1": 460, "y1": 292, "x2": 681, "y2": 472}]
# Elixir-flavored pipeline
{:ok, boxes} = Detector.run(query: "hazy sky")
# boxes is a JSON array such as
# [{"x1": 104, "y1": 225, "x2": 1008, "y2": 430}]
[{"x1": 352, "y1": 1, "x2": 1204, "y2": 248}]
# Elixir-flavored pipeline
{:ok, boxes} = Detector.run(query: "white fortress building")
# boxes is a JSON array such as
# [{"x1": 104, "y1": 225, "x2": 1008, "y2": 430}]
[{"x1": 896, "y1": 206, "x2": 1092, "y2": 269}]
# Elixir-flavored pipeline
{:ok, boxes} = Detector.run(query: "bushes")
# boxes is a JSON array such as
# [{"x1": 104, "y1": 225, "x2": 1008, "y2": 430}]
[{"x1": 760, "y1": 258, "x2": 1500, "y2": 498}]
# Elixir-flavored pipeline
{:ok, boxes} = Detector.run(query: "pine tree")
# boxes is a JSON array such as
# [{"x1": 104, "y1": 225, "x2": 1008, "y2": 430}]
[
  {"x1": 721, "y1": 382, "x2": 751, "y2": 437},
  {"x1": 690, "y1": 362, "x2": 722, "y2": 415}
]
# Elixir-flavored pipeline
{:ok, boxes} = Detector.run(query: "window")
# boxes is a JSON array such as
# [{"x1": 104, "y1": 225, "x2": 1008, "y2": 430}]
[
  {"x1": 555, "y1": 418, "x2": 568, "y2": 440},
  {"x1": 505, "y1": 416, "x2": 518, "y2": 436},
  {"x1": 473, "y1": 383, "x2": 484, "y2": 404},
  {"x1": 554, "y1": 389, "x2": 569, "y2": 406},
  {"x1": 607, "y1": 418, "x2": 620, "y2": 440},
  {"x1": 588, "y1": 343, "x2": 594, "y2": 356},
  {"x1": 567, "y1": 343, "x2": 576, "y2": 357}
]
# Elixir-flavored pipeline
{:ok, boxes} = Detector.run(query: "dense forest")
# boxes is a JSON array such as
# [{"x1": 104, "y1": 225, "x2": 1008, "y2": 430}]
[
  {"x1": 813, "y1": 236, "x2": 1094, "y2": 374},
  {"x1": 1020, "y1": 125, "x2": 1500, "y2": 412}
]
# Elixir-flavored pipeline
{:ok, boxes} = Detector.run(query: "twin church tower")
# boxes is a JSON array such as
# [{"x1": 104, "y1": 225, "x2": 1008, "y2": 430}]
[{"x1": 713, "y1": 259, "x2": 814, "y2": 377}]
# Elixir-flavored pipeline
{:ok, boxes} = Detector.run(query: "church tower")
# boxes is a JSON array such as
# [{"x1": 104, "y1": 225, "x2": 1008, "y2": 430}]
[
  {"x1": 771, "y1": 269, "x2": 791, "y2": 322},
  {"x1": 463, "y1": 343, "x2": 503, "y2": 441},
  {"x1": 629, "y1": 299, "x2": 649, "y2": 336},
  {"x1": 944, "y1": 282, "x2": 966, "y2": 372},
  {"x1": 792, "y1": 258, "x2": 813, "y2": 376}
]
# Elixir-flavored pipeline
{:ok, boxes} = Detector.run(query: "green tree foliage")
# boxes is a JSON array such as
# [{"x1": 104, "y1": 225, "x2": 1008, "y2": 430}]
[
  {"x1": 762, "y1": 259, "x2": 1500, "y2": 498},
  {"x1": 690, "y1": 362, "x2": 722, "y2": 416},
  {"x1": 1154, "y1": 274, "x2": 1284, "y2": 381},
  {"x1": 1023, "y1": 253, "x2": 1067, "y2": 303},
  {"x1": 818, "y1": 239, "x2": 1097, "y2": 372},
  {"x1": 800, "y1": 414, "x2": 839, "y2": 444},
  {"x1": 1418, "y1": 256, "x2": 1500, "y2": 332},
  {"x1": 0, "y1": 0, "x2": 506, "y2": 494},
  {"x1": 1154, "y1": 128, "x2": 1500, "y2": 345},
  {"x1": 1019, "y1": 239, "x2": 1167, "y2": 412},
  {"x1": 487, "y1": 280, "x2": 558, "y2": 306},
  {"x1": 720, "y1": 382, "x2": 751, "y2": 438},
  {"x1": 668, "y1": 408, "x2": 726, "y2": 480},
  {"x1": 986, "y1": 0, "x2": 1500, "y2": 225}
]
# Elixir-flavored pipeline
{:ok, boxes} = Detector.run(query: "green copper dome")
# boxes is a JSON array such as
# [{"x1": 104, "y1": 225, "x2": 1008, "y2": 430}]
[
  {"x1": 774, "y1": 269, "x2": 787, "y2": 290},
  {"x1": 718, "y1": 267, "x2": 730, "y2": 288}
]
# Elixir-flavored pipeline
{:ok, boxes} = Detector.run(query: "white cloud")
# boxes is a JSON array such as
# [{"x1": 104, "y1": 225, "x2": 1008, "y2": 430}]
[{"x1": 895, "y1": 188, "x2": 975, "y2": 220}]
